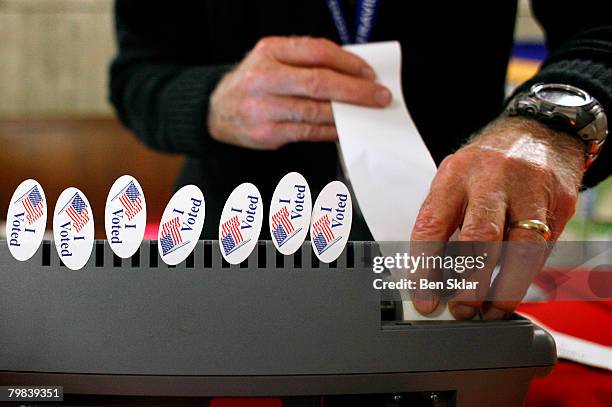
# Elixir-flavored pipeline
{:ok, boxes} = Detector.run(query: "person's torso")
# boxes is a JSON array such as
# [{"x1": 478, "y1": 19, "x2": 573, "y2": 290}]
[{"x1": 158, "y1": 0, "x2": 517, "y2": 238}]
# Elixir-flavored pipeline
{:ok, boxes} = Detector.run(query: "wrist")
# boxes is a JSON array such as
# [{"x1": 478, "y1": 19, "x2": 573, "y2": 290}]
[
  {"x1": 505, "y1": 82, "x2": 607, "y2": 170},
  {"x1": 468, "y1": 116, "x2": 585, "y2": 185}
]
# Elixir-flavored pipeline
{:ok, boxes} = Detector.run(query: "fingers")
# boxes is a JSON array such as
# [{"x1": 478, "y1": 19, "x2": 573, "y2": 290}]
[
  {"x1": 449, "y1": 192, "x2": 506, "y2": 319},
  {"x1": 272, "y1": 122, "x2": 338, "y2": 143},
  {"x1": 225, "y1": 94, "x2": 338, "y2": 149},
  {"x1": 266, "y1": 96, "x2": 334, "y2": 125},
  {"x1": 482, "y1": 198, "x2": 551, "y2": 320},
  {"x1": 256, "y1": 36, "x2": 375, "y2": 79},
  {"x1": 410, "y1": 160, "x2": 467, "y2": 314},
  {"x1": 412, "y1": 157, "x2": 467, "y2": 242},
  {"x1": 268, "y1": 64, "x2": 391, "y2": 107},
  {"x1": 249, "y1": 122, "x2": 338, "y2": 149},
  {"x1": 212, "y1": 35, "x2": 390, "y2": 149}
]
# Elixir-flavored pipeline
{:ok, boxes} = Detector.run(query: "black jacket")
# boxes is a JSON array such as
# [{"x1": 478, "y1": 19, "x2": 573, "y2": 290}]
[{"x1": 110, "y1": 1, "x2": 612, "y2": 239}]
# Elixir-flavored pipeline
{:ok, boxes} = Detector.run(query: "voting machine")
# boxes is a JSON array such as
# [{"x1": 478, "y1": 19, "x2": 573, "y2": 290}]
[{"x1": 0, "y1": 240, "x2": 555, "y2": 406}]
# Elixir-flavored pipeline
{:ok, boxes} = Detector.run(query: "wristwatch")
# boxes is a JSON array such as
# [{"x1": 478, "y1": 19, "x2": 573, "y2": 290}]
[{"x1": 506, "y1": 83, "x2": 608, "y2": 169}]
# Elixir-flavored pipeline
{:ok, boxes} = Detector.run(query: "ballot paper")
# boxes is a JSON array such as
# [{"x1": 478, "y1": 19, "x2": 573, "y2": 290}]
[
  {"x1": 332, "y1": 41, "x2": 454, "y2": 320},
  {"x1": 519, "y1": 313, "x2": 612, "y2": 371}
]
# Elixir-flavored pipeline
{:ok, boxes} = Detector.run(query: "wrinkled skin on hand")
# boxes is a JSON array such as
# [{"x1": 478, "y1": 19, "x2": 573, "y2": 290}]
[
  {"x1": 411, "y1": 116, "x2": 585, "y2": 320},
  {"x1": 208, "y1": 36, "x2": 391, "y2": 150}
]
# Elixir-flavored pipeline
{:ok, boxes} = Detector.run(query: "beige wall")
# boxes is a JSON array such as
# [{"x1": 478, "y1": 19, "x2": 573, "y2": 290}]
[
  {"x1": 0, "y1": 0, "x2": 115, "y2": 116},
  {"x1": 0, "y1": 0, "x2": 543, "y2": 117},
  {"x1": 515, "y1": 0, "x2": 544, "y2": 43}
]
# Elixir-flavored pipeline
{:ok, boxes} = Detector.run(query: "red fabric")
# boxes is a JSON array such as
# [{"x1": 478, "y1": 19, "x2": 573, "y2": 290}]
[
  {"x1": 517, "y1": 301, "x2": 612, "y2": 407},
  {"x1": 534, "y1": 268, "x2": 612, "y2": 302},
  {"x1": 527, "y1": 362, "x2": 612, "y2": 407},
  {"x1": 210, "y1": 399, "x2": 282, "y2": 407},
  {"x1": 145, "y1": 223, "x2": 159, "y2": 240},
  {"x1": 518, "y1": 301, "x2": 612, "y2": 346}
]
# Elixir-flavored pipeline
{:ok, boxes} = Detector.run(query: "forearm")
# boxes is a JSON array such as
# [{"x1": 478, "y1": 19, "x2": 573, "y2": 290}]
[
  {"x1": 512, "y1": 3, "x2": 612, "y2": 186},
  {"x1": 508, "y1": 61, "x2": 612, "y2": 187}
]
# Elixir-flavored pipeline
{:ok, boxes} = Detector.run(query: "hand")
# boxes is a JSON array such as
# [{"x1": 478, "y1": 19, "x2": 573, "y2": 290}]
[
  {"x1": 208, "y1": 36, "x2": 392, "y2": 150},
  {"x1": 411, "y1": 116, "x2": 585, "y2": 319}
]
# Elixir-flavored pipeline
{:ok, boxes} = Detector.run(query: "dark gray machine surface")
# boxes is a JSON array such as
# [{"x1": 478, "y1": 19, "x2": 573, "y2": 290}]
[{"x1": 0, "y1": 240, "x2": 555, "y2": 404}]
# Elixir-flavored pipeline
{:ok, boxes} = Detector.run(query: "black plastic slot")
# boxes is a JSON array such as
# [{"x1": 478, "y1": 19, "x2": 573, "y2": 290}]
[
  {"x1": 311, "y1": 250, "x2": 319, "y2": 268},
  {"x1": 240, "y1": 258, "x2": 249, "y2": 268},
  {"x1": 42, "y1": 241, "x2": 51, "y2": 266},
  {"x1": 149, "y1": 242, "x2": 158, "y2": 268},
  {"x1": 363, "y1": 241, "x2": 372, "y2": 268},
  {"x1": 347, "y1": 242, "x2": 354, "y2": 268},
  {"x1": 381, "y1": 301, "x2": 400, "y2": 321},
  {"x1": 329, "y1": 259, "x2": 337, "y2": 269},
  {"x1": 113, "y1": 254, "x2": 122, "y2": 268},
  {"x1": 257, "y1": 241, "x2": 266, "y2": 268},
  {"x1": 293, "y1": 246, "x2": 302, "y2": 269},
  {"x1": 221, "y1": 257, "x2": 230, "y2": 268},
  {"x1": 275, "y1": 250, "x2": 284, "y2": 268},
  {"x1": 203, "y1": 241, "x2": 212, "y2": 268},
  {"x1": 59, "y1": 260, "x2": 65, "y2": 267},
  {"x1": 95, "y1": 242, "x2": 104, "y2": 267},
  {"x1": 186, "y1": 252, "x2": 194, "y2": 268},
  {"x1": 131, "y1": 248, "x2": 140, "y2": 268}
]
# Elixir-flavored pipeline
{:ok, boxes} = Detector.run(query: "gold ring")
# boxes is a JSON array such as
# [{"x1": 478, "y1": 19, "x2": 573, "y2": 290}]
[{"x1": 508, "y1": 220, "x2": 552, "y2": 241}]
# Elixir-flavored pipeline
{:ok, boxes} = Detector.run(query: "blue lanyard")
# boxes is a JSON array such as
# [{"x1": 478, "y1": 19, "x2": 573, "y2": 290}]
[{"x1": 326, "y1": 0, "x2": 379, "y2": 44}]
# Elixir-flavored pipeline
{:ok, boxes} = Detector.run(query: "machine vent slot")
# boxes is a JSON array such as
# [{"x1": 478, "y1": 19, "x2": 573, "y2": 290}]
[
  {"x1": 363, "y1": 241, "x2": 372, "y2": 269},
  {"x1": 42, "y1": 241, "x2": 51, "y2": 266},
  {"x1": 35, "y1": 240, "x2": 359, "y2": 270},
  {"x1": 347, "y1": 242, "x2": 354, "y2": 268},
  {"x1": 131, "y1": 248, "x2": 140, "y2": 268},
  {"x1": 257, "y1": 241, "x2": 266, "y2": 268},
  {"x1": 149, "y1": 241, "x2": 158, "y2": 268},
  {"x1": 203, "y1": 241, "x2": 212, "y2": 268},
  {"x1": 293, "y1": 246, "x2": 302, "y2": 269},
  {"x1": 275, "y1": 250, "x2": 284, "y2": 268},
  {"x1": 95, "y1": 241, "x2": 104, "y2": 267},
  {"x1": 311, "y1": 250, "x2": 320, "y2": 268},
  {"x1": 186, "y1": 252, "x2": 194, "y2": 268}
]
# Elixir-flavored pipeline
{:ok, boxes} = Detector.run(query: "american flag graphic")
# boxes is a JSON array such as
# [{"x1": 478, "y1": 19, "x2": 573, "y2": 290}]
[
  {"x1": 66, "y1": 194, "x2": 90, "y2": 233},
  {"x1": 19, "y1": 185, "x2": 44, "y2": 225},
  {"x1": 312, "y1": 214, "x2": 335, "y2": 255},
  {"x1": 221, "y1": 215, "x2": 244, "y2": 255},
  {"x1": 160, "y1": 217, "x2": 182, "y2": 255},
  {"x1": 271, "y1": 206, "x2": 295, "y2": 245},
  {"x1": 118, "y1": 181, "x2": 143, "y2": 220}
]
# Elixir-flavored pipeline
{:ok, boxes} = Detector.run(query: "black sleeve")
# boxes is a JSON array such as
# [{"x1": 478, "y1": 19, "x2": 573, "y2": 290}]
[
  {"x1": 109, "y1": 0, "x2": 233, "y2": 157},
  {"x1": 510, "y1": 1, "x2": 612, "y2": 187}
]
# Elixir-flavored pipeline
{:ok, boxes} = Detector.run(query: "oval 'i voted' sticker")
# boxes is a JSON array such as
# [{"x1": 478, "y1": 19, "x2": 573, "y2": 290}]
[
  {"x1": 310, "y1": 181, "x2": 352, "y2": 263},
  {"x1": 158, "y1": 185, "x2": 205, "y2": 266},
  {"x1": 219, "y1": 183, "x2": 263, "y2": 264},
  {"x1": 105, "y1": 175, "x2": 147, "y2": 258},
  {"x1": 53, "y1": 187, "x2": 95, "y2": 270},
  {"x1": 6, "y1": 179, "x2": 47, "y2": 261},
  {"x1": 269, "y1": 172, "x2": 312, "y2": 255}
]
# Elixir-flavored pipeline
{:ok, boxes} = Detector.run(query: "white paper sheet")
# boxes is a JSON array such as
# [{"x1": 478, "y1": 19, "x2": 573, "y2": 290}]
[
  {"x1": 519, "y1": 312, "x2": 612, "y2": 370},
  {"x1": 334, "y1": 41, "x2": 435, "y2": 242},
  {"x1": 332, "y1": 41, "x2": 453, "y2": 320}
]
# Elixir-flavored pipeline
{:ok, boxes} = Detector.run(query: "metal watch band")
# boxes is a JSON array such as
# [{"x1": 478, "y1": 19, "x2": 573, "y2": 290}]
[{"x1": 506, "y1": 83, "x2": 608, "y2": 170}]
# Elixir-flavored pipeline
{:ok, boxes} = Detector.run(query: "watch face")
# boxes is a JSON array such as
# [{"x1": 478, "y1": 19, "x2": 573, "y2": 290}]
[{"x1": 537, "y1": 87, "x2": 589, "y2": 107}]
